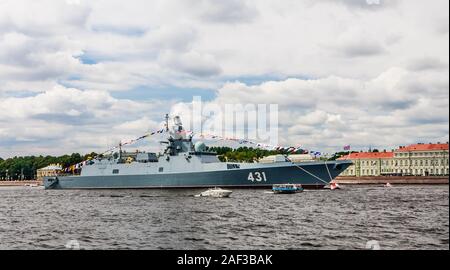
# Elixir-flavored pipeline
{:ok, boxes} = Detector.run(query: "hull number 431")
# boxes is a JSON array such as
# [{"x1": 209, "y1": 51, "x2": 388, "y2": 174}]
[{"x1": 248, "y1": 172, "x2": 267, "y2": 182}]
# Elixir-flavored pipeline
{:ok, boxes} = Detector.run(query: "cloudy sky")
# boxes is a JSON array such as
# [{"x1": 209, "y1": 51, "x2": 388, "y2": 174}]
[{"x1": 0, "y1": 0, "x2": 448, "y2": 157}]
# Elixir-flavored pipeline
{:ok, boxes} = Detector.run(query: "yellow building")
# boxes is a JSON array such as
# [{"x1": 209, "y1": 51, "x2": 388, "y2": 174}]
[
  {"x1": 36, "y1": 164, "x2": 62, "y2": 181},
  {"x1": 394, "y1": 143, "x2": 449, "y2": 176},
  {"x1": 339, "y1": 143, "x2": 449, "y2": 177},
  {"x1": 338, "y1": 151, "x2": 394, "y2": 177}
]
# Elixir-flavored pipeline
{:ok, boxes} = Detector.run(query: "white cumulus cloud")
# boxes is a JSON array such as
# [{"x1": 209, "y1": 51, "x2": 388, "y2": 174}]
[{"x1": 0, "y1": 0, "x2": 448, "y2": 157}]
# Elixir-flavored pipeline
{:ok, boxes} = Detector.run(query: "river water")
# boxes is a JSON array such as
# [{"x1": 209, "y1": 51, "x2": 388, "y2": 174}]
[{"x1": 0, "y1": 185, "x2": 448, "y2": 250}]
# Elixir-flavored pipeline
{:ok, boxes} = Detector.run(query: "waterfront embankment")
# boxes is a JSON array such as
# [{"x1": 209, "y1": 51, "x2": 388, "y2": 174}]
[
  {"x1": 334, "y1": 176, "x2": 449, "y2": 185},
  {"x1": 0, "y1": 180, "x2": 42, "y2": 187}
]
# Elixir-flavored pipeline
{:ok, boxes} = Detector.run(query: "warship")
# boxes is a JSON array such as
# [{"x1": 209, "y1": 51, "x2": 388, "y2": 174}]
[{"x1": 44, "y1": 115, "x2": 352, "y2": 189}]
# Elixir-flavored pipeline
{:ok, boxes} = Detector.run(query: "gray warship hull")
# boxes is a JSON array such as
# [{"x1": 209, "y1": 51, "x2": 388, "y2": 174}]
[{"x1": 44, "y1": 160, "x2": 352, "y2": 189}]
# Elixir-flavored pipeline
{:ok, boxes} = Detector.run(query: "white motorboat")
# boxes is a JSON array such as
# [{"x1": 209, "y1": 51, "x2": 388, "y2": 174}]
[{"x1": 195, "y1": 187, "x2": 233, "y2": 198}]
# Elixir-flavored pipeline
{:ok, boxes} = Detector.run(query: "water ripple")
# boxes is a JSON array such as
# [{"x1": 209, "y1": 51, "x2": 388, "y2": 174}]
[{"x1": 0, "y1": 185, "x2": 448, "y2": 250}]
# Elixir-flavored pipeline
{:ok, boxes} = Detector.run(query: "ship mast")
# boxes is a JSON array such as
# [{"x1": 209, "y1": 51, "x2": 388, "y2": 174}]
[
  {"x1": 118, "y1": 142, "x2": 122, "y2": 161},
  {"x1": 165, "y1": 113, "x2": 169, "y2": 132}
]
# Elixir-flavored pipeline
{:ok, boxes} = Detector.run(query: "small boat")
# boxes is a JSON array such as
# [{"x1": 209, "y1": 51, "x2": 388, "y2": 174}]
[
  {"x1": 330, "y1": 182, "x2": 341, "y2": 190},
  {"x1": 195, "y1": 187, "x2": 233, "y2": 198},
  {"x1": 24, "y1": 183, "x2": 39, "y2": 187},
  {"x1": 324, "y1": 182, "x2": 341, "y2": 190},
  {"x1": 272, "y1": 184, "x2": 303, "y2": 194}
]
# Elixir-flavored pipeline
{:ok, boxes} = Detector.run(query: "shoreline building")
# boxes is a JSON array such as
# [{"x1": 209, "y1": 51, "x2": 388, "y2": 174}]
[
  {"x1": 394, "y1": 143, "x2": 449, "y2": 176},
  {"x1": 36, "y1": 164, "x2": 62, "y2": 181},
  {"x1": 338, "y1": 151, "x2": 395, "y2": 177},
  {"x1": 339, "y1": 143, "x2": 449, "y2": 177}
]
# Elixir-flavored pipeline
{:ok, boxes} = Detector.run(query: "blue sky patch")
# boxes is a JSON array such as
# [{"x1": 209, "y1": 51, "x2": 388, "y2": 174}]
[
  {"x1": 227, "y1": 74, "x2": 314, "y2": 86},
  {"x1": 2, "y1": 90, "x2": 40, "y2": 98},
  {"x1": 90, "y1": 25, "x2": 147, "y2": 37},
  {"x1": 75, "y1": 53, "x2": 98, "y2": 65}
]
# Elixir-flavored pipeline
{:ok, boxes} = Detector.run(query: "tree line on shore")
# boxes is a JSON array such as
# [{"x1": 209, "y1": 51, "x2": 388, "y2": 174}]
[
  {"x1": 0, "y1": 153, "x2": 97, "y2": 180},
  {"x1": 208, "y1": 146, "x2": 291, "y2": 162}
]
